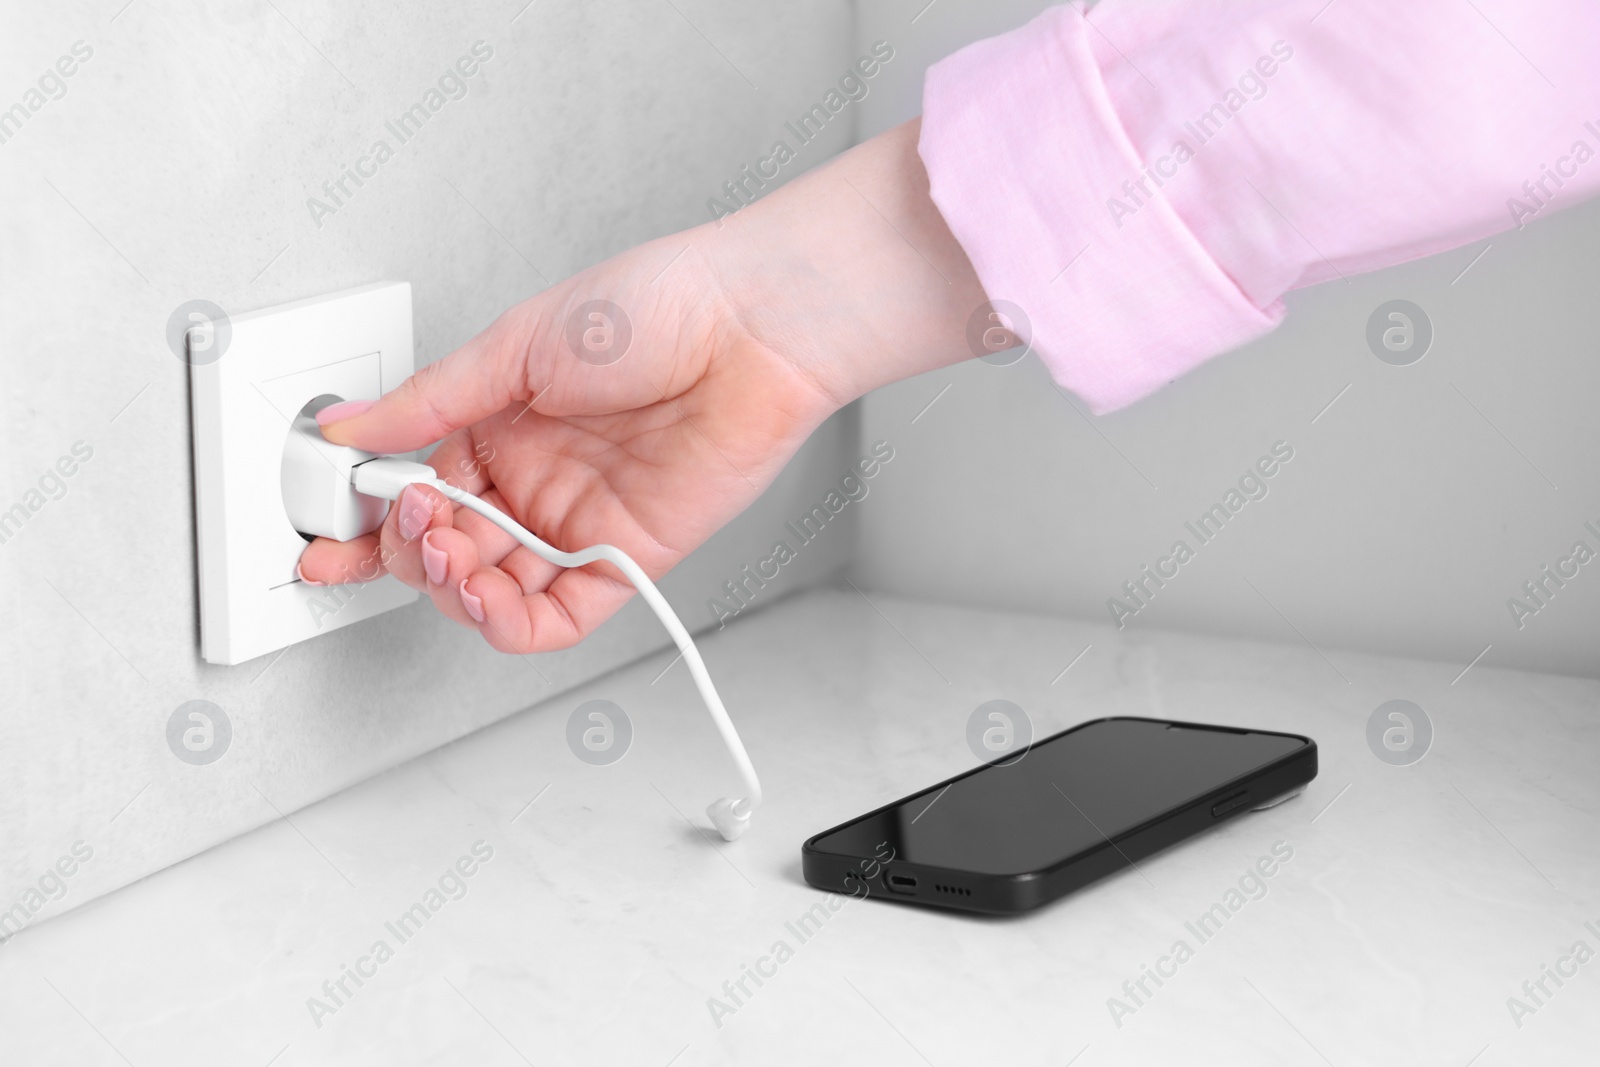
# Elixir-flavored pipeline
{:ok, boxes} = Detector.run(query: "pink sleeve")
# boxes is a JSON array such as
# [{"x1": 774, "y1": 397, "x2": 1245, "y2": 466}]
[{"x1": 919, "y1": 0, "x2": 1600, "y2": 413}]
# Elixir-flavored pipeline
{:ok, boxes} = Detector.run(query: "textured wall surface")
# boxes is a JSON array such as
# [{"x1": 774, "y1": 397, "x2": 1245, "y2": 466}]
[
  {"x1": 851, "y1": 0, "x2": 1600, "y2": 679},
  {"x1": 8, "y1": 0, "x2": 1597, "y2": 935},
  {"x1": 0, "y1": 0, "x2": 860, "y2": 923}
]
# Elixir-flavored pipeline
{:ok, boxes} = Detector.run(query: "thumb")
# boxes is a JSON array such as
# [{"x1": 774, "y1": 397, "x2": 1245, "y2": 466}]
[{"x1": 318, "y1": 313, "x2": 532, "y2": 453}]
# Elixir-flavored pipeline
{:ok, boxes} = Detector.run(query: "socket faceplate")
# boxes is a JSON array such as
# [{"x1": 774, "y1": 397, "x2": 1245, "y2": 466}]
[{"x1": 190, "y1": 281, "x2": 419, "y2": 665}]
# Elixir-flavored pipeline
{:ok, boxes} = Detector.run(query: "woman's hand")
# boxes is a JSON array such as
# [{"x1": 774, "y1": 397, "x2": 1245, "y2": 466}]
[{"x1": 298, "y1": 119, "x2": 993, "y2": 653}]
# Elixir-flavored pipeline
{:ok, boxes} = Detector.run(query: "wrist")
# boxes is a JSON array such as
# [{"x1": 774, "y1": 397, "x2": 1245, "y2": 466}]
[{"x1": 701, "y1": 118, "x2": 993, "y2": 412}]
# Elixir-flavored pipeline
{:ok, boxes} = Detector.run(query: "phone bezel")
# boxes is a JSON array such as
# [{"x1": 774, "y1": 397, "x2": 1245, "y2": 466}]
[{"x1": 800, "y1": 715, "x2": 1317, "y2": 915}]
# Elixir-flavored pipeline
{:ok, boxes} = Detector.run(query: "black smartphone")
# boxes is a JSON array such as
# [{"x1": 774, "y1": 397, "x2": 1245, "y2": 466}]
[{"x1": 802, "y1": 716, "x2": 1315, "y2": 915}]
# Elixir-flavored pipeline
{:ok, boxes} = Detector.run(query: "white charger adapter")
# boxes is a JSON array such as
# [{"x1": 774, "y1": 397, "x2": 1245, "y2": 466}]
[{"x1": 281, "y1": 396, "x2": 389, "y2": 542}]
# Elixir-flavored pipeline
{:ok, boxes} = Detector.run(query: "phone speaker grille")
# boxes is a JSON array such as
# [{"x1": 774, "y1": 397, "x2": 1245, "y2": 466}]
[{"x1": 934, "y1": 884, "x2": 971, "y2": 897}]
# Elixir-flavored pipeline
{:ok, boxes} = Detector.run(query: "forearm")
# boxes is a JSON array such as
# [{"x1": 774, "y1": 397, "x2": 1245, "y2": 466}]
[{"x1": 704, "y1": 118, "x2": 994, "y2": 410}]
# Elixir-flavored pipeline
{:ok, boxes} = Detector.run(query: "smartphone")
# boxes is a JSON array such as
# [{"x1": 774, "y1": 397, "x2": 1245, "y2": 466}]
[{"x1": 802, "y1": 716, "x2": 1315, "y2": 915}]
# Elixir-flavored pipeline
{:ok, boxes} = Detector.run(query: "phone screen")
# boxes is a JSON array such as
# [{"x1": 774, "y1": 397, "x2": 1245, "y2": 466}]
[{"x1": 809, "y1": 719, "x2": 1307, "y2": 876}]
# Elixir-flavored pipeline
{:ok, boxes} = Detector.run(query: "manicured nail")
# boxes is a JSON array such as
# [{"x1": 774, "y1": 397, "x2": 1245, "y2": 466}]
[
  {"x1": 460, "y1": 579, "x2": 485, "y2": 622},
  {"x1": 397, "y1": 484, "x2": 430, "y2": 541},
  {"x1": 315, "y1": 399, "x2": 375, "y2": 426},
  {"x1": 295, "y1": 563, "x2": 325, "y2": 587},
  {"x1": 421, "y1": 531, "x2": 448, "y2": 585}
]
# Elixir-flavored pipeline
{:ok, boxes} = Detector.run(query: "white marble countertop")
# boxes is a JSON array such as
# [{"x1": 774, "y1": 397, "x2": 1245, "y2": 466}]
[{"x1": 3, "y1": 587, "x2": 1596, "y2": 1066}]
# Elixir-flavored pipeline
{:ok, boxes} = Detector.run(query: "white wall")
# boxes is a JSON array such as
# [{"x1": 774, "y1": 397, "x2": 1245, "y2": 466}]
[
  {"x1": 7, "y1": 0, "x2": 1597, "y2": 932},
  {"x1": 850, "y1": 0, "x2": 1600, "y2": 679},
  {"x1": 0, "y1": 0, "x2": 862, "y2": 923}
]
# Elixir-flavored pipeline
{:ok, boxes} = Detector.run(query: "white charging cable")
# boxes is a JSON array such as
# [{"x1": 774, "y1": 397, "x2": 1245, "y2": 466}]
[{"x1": 349, "y1": 456, "x2": 762, "y2": 841}]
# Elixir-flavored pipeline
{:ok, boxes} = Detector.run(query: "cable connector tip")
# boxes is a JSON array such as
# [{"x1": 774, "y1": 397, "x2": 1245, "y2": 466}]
[
  {"x1": 350, "y1": 457, "x2": 439, "y2": 501},
  {"x1": 707, "y1": 796, "x2": 752, "y2": 841}
]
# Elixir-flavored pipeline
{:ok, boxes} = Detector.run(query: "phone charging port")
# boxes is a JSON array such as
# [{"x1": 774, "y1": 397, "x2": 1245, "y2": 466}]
[{"x1": 886, "y1": 871, "x2": 919, "y2": 895}]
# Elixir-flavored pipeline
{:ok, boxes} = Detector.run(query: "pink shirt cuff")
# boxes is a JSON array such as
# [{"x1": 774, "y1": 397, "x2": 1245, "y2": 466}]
[{"x1": 920, "y1": 1, "x2": 1600, "y2": 414}]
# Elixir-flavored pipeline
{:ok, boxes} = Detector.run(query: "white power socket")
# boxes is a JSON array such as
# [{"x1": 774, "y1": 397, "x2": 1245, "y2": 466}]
[{"x1": 190, "y1": 282, "x2": 420, "y2": 665}]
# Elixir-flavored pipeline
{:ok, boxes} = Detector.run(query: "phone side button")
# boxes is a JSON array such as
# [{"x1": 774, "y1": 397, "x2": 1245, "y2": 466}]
[{"x1": 1211, "y1": 792, "x2": 1249, "y2": 817}]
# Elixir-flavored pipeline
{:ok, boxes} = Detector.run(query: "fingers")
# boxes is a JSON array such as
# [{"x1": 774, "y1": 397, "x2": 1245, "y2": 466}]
[
  {"x1": 381, "y1": 482, "x2": 513, "y2": 630},
  {"x1": 425, "y1": 429, "x2": 495, "y2": 497},
  {"x1": 462, "y1": 564, "x2": 637, "y2": 654},
  {"x1": 300, "y1": 515, "x2": 641, "y2": 652},
  {"x1": 319, "y1": 310, "x2": 533, "y2": 454},
  {"x1": 295, "y1": 465, "x2": 638, "y2": 653},
  {"x1": 298, "y1": 476, "x2": 460, "y2": 590},
  {"x1": 456, "y1": 486, "x2": 565, "y2": 591},
  {"x1": 379, "y1": 482, "x2": 455, "y2": 589},
  {"x1": 417, "y1": 526, "x2": 483, "y2": 627},
  {"x1": 378, "y1": 480, "x2": 559, "y2": 633},
  {"x1": 306, "y1": 485, "x2": 645, "y2": 651},
  {"x1": 297, "y1": 533, "x2": 386, "y2": 586},
  {"x1": 295, "y1": 431, "x2": 494, "y2": 588}
]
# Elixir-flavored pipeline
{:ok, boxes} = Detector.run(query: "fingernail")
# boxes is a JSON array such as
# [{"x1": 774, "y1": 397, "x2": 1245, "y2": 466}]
[
  {"x1": 460, "y1": 579, "x2": 485, "y2": 622},
  {"x1": 421, "y1": 531, "x2": 448, "y2": 585},
  {"x1": 397, "y1": 484, "x2": 430, "y2": 541},
  {"x1": 296, "y1": 563, "x2": 325, "y2": 587},
  {"x1": 315, "y1": 399, "x2": 375, "y2": 426}
]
